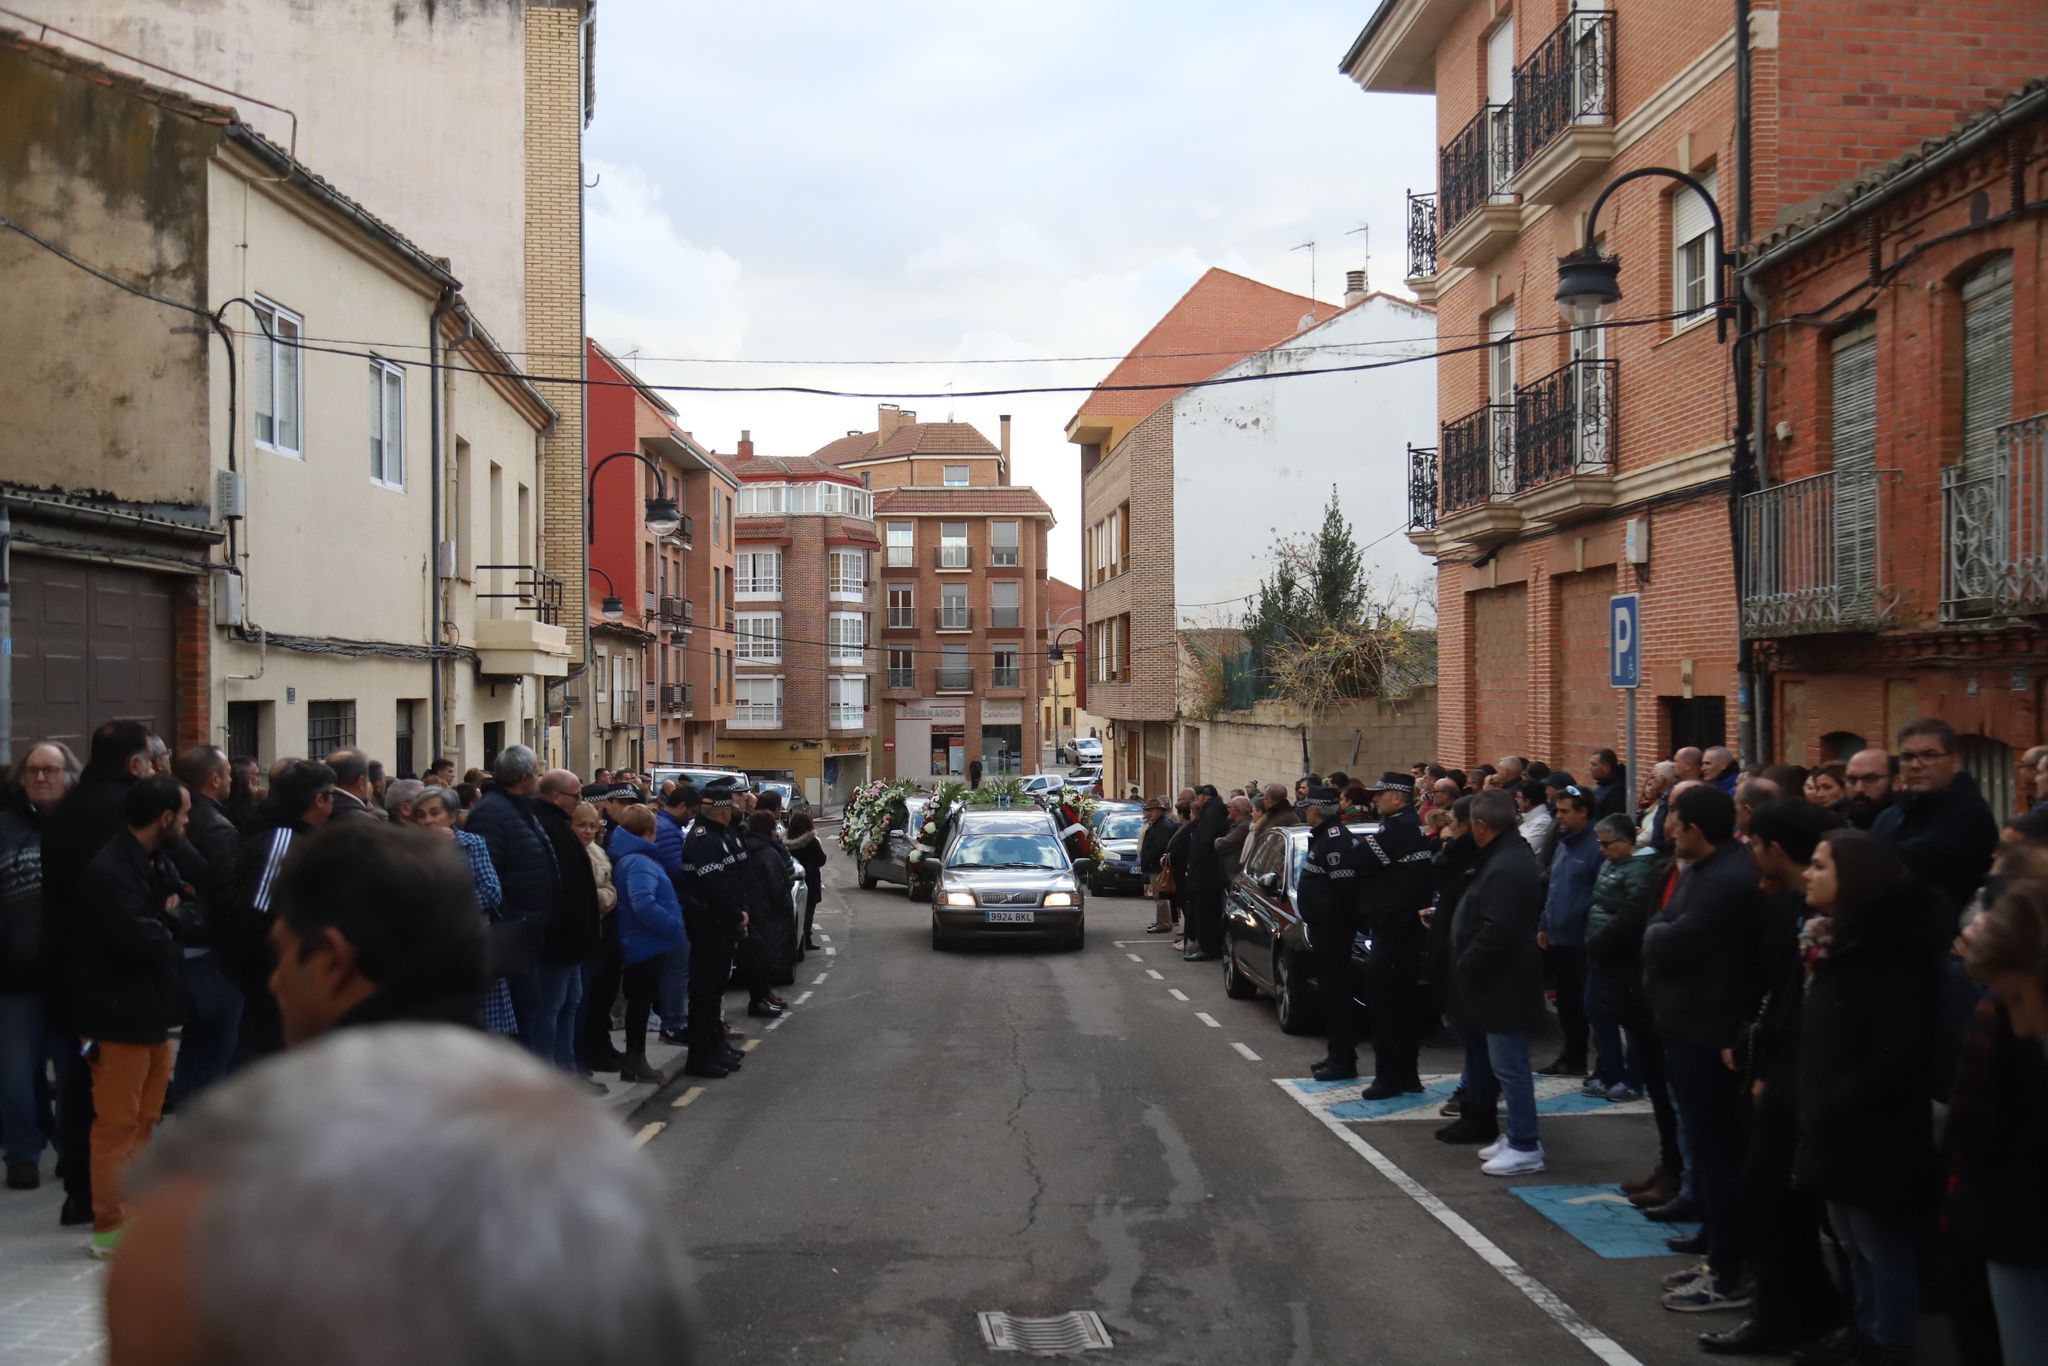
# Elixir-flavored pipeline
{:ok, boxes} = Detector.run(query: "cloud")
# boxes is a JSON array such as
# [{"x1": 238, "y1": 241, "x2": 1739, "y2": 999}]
[{"x1": 583, "y1": 160, "x2": 746, "y2": 362}]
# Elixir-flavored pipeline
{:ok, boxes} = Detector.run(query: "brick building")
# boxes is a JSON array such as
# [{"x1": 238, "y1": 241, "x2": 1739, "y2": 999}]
[
  {"x1": 713, "y1": 439, "x2": 881, "y2": 807},
  {"x1": 1040, "y1": 576, "x2": 1098, "y2": 763},
  {"x1": 584, "y1": 342, "x2": 736, "y2": 772},
  {"x1": 1344, "y1": 0, "x2": 2048, "y2": 774},
  {"x1": 1738, "y1": 81, "x2": 2048, "y2": 815},
  {"x1": 809, "y1": 407, "x2": 1056, "y2": 785}
]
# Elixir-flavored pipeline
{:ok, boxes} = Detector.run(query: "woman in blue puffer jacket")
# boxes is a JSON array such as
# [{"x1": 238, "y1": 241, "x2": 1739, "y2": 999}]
[{"x1": 608, "y1": 806, "x2": 685, "y2": 1084}]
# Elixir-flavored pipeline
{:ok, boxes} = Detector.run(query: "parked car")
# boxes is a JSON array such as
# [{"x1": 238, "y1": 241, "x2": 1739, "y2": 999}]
[
  {"x1": 1058, "y1": 736, "x2": 1103, "y2": 765},
  {"x1": 752, "y1": 778, "x2": 810, "y2": 818},
  {"x1": 1065, "y1": 765, "x2": 1104, "y2": 796},
  {"x1": 1019, "y1": 773, "x2": 1069, "y2": 800},
  {"x1": 1086, "y1": 801, "x2": 1147, "y2": 895},
  {"x1": 857, "y1": 794, "x2": 930, "y2": 892},
  {"x1": 930, "y1": 807, "x2": 1089, "y2": 951},
  {"x1": 647, "y1": 764, "x2": 749, "y2": 796},
  {"x1": 1221, "y1": 822, "x2": 1377, "y2": 1034}
]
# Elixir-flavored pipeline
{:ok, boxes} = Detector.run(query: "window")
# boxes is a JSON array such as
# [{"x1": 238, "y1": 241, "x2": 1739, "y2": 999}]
[
  {"x1": 1093, "y1": 615, "x2": 1130, "y2": 683},
  {"x1": 732, "y1": 676, "x2": 782, "y2": 729},
  {"x1": 939, "y1": 645, "x2": 971, "y2": 691},
  {"x1": 990, "y1": 580, "x2": 1020, "y2": 629},
  {"x1": 827, "y1": 612, "x2": 865, "y2": 666},
  {"x1": 735, "y1": 550, "x2": 782, "y2": 598},
  {"x1": 887, "y1": 646, "x2": 916, "y2": 690},
  {"x1": 829, "y1": 675, "x2": 866, "y2": 730},
  {"x1": 736, "y1": 612, "x2": 782, "y2": 663},
  {"x1": 368, "y1": 360, "x2": 404, "y2": 487},
  {"x1": 829, "y1": 549, "x2": 866, "y2": 599},
  {"x1": 1108, "y1": 504, "x2": 1127, "y2": 577},
  {"x1": 1673, "y1": 169, "x2": 1719, "y2": 323},
  {"x1": 1960, "y1": 255, "x2": 2014, "y2": 479},
  {"x1": 991, "y1": 520, "x2": 1020, "y2": 567},
  {"x1": 307, "y1": 700, "x2": 355, "y2": 753},
  {"x1": 939, "y1": 521, "x2": 969, "y2": 569},
  {"x1": 887, "y1": 583, "x2": 915, "y2": 629},
  {"x1": 736, "y1": 484, "x2": 784, "y2": 515},
  {"x1": 250, "y1": 297, "x2": 303, "y2": 456},
  {"x1": 939, "y1": 582, "x2": 969, "y2": 630},
  {"x1": 886, "y1": 522, "x2": 915, "y2": 567},
  {"x1": 991, "y1": 644, "x2": 1021, "y2": 689},
  {"x1": 942, "y1": 465, "x2": 970, "y2": 487}
]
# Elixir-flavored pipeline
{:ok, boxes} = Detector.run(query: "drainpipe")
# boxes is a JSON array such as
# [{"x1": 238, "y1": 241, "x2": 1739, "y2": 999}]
[
  {"x1": 0, "y1": 507, "x2": 11, "y2": 763},
  {"x1": 429, "y1": 287, "x2": 461, "y2": 763},
  {"x1": 1731, "y1": 0, "x2": 1761, "y2": 762}
]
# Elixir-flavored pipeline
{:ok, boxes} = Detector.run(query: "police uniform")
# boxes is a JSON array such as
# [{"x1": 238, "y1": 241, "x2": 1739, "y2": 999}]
[
  {"x1": 1357, "y1": 773, "x2": 1437, "y2": 1098},
  {"x1": 678, "y1": 778, "x2": 750, "y2": 1077},
  {"x1": 1297, "y1": 789, "x2": 1367, "y2": 1077}
]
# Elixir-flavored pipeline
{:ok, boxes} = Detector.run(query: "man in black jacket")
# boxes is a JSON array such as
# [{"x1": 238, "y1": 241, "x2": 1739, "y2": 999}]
[
  {"x1": 74, "y1": 775, "x2": 192, "y2": 1256},
  {"x1": 164, "y1": 746, "x2": 244, "y2": 1111},
  {"x1": 1298, "y1": 789, "x2": 1366, "y2": 1081},
  {"x1": 1137, "y1": 797, "x2": 1177, "y2": 934},
  {"x1": 1874, "y1": 716, "x2": 1999, "y2": 929},
  {"x1": 1643, "y1": 783, "x2": 1760, "y2": 1312},
  {"x1": 534, "y1": 769, "x2": 601, "y2": 1076},
  {"x1": 678, "y1": 778, "x2": 752, "y2": 1079},
  {"x1": 1357, "y1": 773, "x2": 1437, "y2": 1099},
  {"x1": 231, "y1": 760, "x2": 335, "y2": 1066},
  {"x1": 1589, "y1": 748, "x2": 1629, "y2": 821},
  {"x1": 1180, "y1": 786, "x2": 1231, "y2": 962},
  {"x1": 466, "y1": 746, "x2": 564, "y2": 1064},
  {"x1": 1441, "y1": 790, "x2": 1547, "y2": 1175}
]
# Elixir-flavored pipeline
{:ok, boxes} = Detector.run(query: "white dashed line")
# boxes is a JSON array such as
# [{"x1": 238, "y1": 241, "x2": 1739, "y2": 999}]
[
  {"x1": 1126, "y1": 952, "x2": 1144, "y2": 963},
  {"x1": 671, "y1": 1086, "x2": 706, "y2": 1109},
  {"x1": 630, "y1": 1122, "x2": 666, "y2": 1149},
  {"x1": 740, "y1": 1038, "x2": 761, "y2": 1052},
  {"x1": 813, "y1": 973, "x2": 830, "y2": 984},
  {"x1": 1231, "y1": 1042, "x2": 1262, "y2": 1062},
  {"x1": 1167, "y1": 988, "x2": 1189, "y2": 1002},
  {"x1": 766, "y1": 1014, "x2": 787, "y2": 1030},
  {"x1": 825, "y1": 946, "x2": 838, "y2": 956},
  {"x1": 794, "y1": 991, "x2": 814, "y2": 1005},
  {"x1": 1194, "y1": 1012, "x2": 1221, "y2": 1028},
  {"x1": 818, "y1": 934, "x2": 832, "y2": 942},
  {"x1": 1144, "y1": 969, "x2": 1164, "y2": 980}
]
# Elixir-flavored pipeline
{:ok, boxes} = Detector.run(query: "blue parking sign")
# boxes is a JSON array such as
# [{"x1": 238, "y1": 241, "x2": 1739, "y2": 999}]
[{"x1": 1609, "y1": 594, "x2": 1640, "y2": 689}]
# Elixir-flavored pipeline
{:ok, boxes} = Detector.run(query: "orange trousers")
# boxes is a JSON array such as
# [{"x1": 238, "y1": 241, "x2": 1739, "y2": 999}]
[{"x1": 88, "y1": 1040, "x2": 174, "y2": 1233}]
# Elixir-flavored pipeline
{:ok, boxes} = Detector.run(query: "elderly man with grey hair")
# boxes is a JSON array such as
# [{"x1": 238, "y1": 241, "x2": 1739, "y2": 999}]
[
  {"x1": 104, "y1": 1026, "x2": 697, "y2": 1366},
  {"x1": 381, "y1": 778, "x2": 426, "y2": 825},
  {"x1": 1216, "y1": 794, "x2": 1256, "y2": 870},
  {"x1": 464, "y1": 746, "x2": 569, "y2": 1063}
]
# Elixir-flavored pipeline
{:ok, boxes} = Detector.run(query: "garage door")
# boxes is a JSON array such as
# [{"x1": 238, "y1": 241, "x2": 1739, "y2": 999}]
[{"x1": 11, "y1": 555, "x2": 178, "y2": 752}]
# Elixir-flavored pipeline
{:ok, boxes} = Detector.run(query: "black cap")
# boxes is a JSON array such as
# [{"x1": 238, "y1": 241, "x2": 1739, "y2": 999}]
[
  {"x1": 1543, "y1": 771, "x2": 1578, "y2": 791},
  {"x1": 1306, "y1": 785, "x2": 1343, "y2": 811},
  {"x1": 1195, "y1": 784, "x2": 1222, "y2": 799},
  {"x1": 1368, "y1": 772, "x2": 1416, "y2": 794},
  {"x1": 579, "y1": 782, "x2": 609, "y2": 801},
  {"x1": 699, "y1": 776, "x2": 741, "y2": 808}
]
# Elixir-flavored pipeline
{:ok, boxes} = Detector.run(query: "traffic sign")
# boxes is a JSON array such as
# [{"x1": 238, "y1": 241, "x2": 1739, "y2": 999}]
[
  {"x1": 883, "y1": 739, "x2": 895, "y2": 751},
  {"x1": 1609, "y1": 594, "x2": 1640, "y2": 689}
]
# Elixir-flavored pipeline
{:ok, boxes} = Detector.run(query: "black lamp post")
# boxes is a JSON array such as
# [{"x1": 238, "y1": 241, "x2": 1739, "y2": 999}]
[
  {"x1": 1555, "y1": 166, "x2": 1734, "y2": 342},
  {"x1": 587, "y1": 566, "x2": 625, "y2": 623},
  {"x1": 588, "y1": 449, "x2": 682, "y2": 544}
]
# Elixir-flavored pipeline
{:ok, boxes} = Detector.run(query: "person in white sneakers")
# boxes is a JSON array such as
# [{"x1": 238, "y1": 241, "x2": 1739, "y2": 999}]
[{"x1": 1448, "y1": 789, "x2": 1548, "y2": 1177}]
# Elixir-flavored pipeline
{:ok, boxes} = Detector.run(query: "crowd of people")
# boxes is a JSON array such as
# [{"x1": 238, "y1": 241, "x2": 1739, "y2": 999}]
[
  {"x1": 1125, "y1": 728, "x2": 2046, "y2": 1364},
  {"x1": 0, "y1": 721, "x2": 827, "y2": 1263}
]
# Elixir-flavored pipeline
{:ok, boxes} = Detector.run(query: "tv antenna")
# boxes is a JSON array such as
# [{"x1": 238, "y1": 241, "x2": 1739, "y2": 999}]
[
  {"x1": 1291, "y1": 240, "x2": 1317, "y2": 326},
  {"x1": 1345, "y1": 223, "x2": 1370, "y2": 292}
]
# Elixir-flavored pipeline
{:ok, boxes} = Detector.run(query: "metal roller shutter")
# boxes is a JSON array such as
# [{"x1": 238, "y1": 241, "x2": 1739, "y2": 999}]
[
  {"x1": 1961, "y1": 256, "x2": 2014, "y2": 480},
  {"x1": 1831, "y1": 323, "x2": 1879, "y2": 613}
]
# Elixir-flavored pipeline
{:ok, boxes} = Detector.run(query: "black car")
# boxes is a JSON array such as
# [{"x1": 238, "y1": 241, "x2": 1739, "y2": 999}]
[
  {"x1": 1086, "y1": 801, "x2": 1147, "y2": 895},
  {"x1": 1221, "y1": 822, "x2": 1376, "y2": 1035}
]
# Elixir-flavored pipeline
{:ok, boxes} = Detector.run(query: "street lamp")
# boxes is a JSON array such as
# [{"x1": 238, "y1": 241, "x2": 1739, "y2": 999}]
[
  {"x1": 588, "y1": 449, "x2": 682, "y2": 543},
  {"x1": 588, "y1": 566, "x2": 625, "y2": 622},
  {"x1": 1554, "y1": 166, "x2": 1733, "y2": 342}
]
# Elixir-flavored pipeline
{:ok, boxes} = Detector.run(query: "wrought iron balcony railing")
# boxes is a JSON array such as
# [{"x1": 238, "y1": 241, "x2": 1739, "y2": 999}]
[
  {"x1": 1512, "y1": 9, "x2": 1614, "y2": 168},
  {"x1": 1514, "y1": 358, "x2": 1617, "y2": 489},
  {"x1": 1441, "y1": 403, "x2": 1517, "y2": 514},
  {"x1": 1439, "y1": 102, "x2": 1514, "y2": 235},
  {"x1": 1407, "y1": 445, "x2": 1439, "y2": 531},
  {"x1": 887, "y1": 666, "x2": 917, "y2": 690},
  {"x1": 1943, "y1": 413, "x2": 2048, "y2": 620},
  {"x1": 1406, "y1": 191, "x2": 1438, "y2": 280},
  {"x1": 1739, "y1": 467, "x2": 1899, "y2": 637},
  {"x1": 989, "y1": 667, "x2": 1022, "y2": 689}
]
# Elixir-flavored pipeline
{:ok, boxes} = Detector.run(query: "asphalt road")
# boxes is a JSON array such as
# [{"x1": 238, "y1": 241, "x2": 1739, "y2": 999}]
[{"x1": 635, "y1": 850, "x2": 1717, "y2": 1365}]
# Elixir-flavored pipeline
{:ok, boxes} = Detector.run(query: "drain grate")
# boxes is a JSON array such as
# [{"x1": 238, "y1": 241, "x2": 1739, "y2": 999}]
[{"x1": 977, "y1": 1311, "x2": 1114, "y2": 1355}]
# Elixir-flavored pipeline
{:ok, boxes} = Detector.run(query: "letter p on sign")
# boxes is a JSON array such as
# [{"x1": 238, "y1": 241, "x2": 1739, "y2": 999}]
[{"x1": 1609, "y1": 594, "x2": 1640, "y2": 689}]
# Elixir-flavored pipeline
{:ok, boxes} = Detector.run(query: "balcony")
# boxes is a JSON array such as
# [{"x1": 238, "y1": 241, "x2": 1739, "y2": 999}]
[
  {"x1": 473, "y1": 616, "x2": 570, "y2": 679},
  {"x1": 1511, "y1": 358, "x2": 1618, "y2": 526},
  {"x1": 1438, "y1": 402, "x2": 1522, "y2": 545},
  {"x1": 660, "y1": 684, "x2": 689, "y2": 715},
  {"x1": 887, "y1": 666, "x2": 917, "y2": 691},
  {"x1": 936, "y1": 606, "x2": 973, "y2": 632},
  {"x1": 1511, "y1": 9, "x2": 1615, "y2": 205},
  {"x1": 885, "y1": 546, "x2": 915, "y2": 569},
  {"x1": 1739, "y1": 468, "x2": 1900, "y2": 637},
  {"x1": 885, "y1": 606, "x2": 917, "y2": 631},
  {"x1": 1437, "y1": 103, "x2": 1518, "y2": 267},
  {"x1": 990, "y1": 545, "x2": 1021, "y2": 567},
  {"x1": 730, "y1": 702, "x2": 782, "y2": 730},
  {"x1": 989, "y1": 606, "x2": 1022, "y2": 630},
  {"x1": 1405, "y1": 190, "x2": 1439, "y2": 302},
  {"x1": 936, "y1": 666, "x2": 974, "y2": 692},
  {"x1": 989, "y1": 666, "x2": 1022, "y2": 690},
  {"x1": 657, "y1": 595, "x2": 684, "y2": 624},
  {"x1": 682, "y1": 599, "x2": 695, "y2": 625},
  {"x1": 1943, "y1": 414, "x2": 2048, "y2": 621},
  {"x1": 830, "y1": 700, "x2": 866, "y2": 730},
  {"x1": 935, "y1": 545, "x2": 972, "y2": 571},
  {"x1": 644, "y1": 682, "x2": 656, "y2": 714},
  {"x1": 1406, "y1": 445, "x2": 1439, "y2": 548}
]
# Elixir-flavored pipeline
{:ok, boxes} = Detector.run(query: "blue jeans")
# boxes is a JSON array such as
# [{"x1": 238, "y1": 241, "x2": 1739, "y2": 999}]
[
  {"x1": 166, "y1": 952, "x2": 243, "y2": 1111},
  {"x1": 509, "y1": 962, "x2": 582, "y2": 1070},
  {"x1": 658, "y1": 941, "x2": 691, "y2": 1033},
  {"x1": 1463, "y1": 1029, "x2": 1539, "y2": 1151},
  {"x1": 0, "y1": 991, "x2": 48, "y2": 1165},
  {"x1": 1987, "y1": 1261, "x2": 2048, "y2": 1363},
  {"x1": 1827, "y1": 1202, "x2": 1920, "y2": 1352}
]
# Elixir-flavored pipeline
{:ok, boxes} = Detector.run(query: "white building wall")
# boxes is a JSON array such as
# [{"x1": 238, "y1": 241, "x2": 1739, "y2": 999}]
[{"x1": 1170, "y1": 296, "x2": 1438, "y2": 624}]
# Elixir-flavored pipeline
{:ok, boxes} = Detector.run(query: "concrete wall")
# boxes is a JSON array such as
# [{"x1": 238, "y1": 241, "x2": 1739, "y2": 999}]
[
  {"x1": 1184, "y1": 689, "x2": 1440, "y2": 792},
  {"x1": 1171, "y1": 295, "x2": 1438, "y2": 615}
]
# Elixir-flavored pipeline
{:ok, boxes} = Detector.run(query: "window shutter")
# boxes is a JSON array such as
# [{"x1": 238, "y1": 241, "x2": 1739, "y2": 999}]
[
  {"x1": 1961, "y1": 256, "x2": 2014, "y2": 479},
  {"x1": 1830, "y1": 323, "x2": 1879, "y2": 611},
  {"x1": 1672, "y1": 169, "x2": 1718, "y2": 252}
]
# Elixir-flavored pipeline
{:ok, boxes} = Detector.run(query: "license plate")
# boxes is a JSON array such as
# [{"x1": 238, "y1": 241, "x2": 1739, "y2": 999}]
[{"x1": 986, "y1": 909, "x2": 1036, "y2": 924}]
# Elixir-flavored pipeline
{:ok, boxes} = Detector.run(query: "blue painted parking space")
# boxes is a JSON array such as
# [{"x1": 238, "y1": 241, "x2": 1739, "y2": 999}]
[
  {"x1": 1510, "y1": 1184, "x2": 1700, "y2": 1260},
  {"x1": 1280, "y1": 1074, "x2": 1654, "y2": 1123}
]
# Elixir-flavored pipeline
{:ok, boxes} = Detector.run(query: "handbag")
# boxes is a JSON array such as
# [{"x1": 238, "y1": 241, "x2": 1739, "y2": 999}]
[
  {"x1": 1154, "y1": 860, "x2": 1178, "y2": 896},
  {"x1": 484, "y1": 913, "x2": 537, "y2": 979}
]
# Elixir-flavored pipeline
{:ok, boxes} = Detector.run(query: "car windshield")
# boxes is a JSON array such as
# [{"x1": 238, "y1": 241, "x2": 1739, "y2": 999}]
[
  {"x1": 1096, "y1": 809, "x2": 1144, "y2": 840},
  {"x1": 946, "y1": 824, "x2": 1066, "y2": 869}
]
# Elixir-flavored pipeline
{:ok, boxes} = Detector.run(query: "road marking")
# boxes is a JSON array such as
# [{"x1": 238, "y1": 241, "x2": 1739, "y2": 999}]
[
  {"x1": 818, "y1": 934, "x2": 831, "y2": 942},
  {"x1": 1231, "y1": 1042, "x2": 1262, "y2": 1062},
  {"x1": 671, "y1": 1086, "x2": 706, "y2": 1109},
  {"x1": 1194, "y1": 1011, "x2": 1221, "y2": 1028},
  {"x1": 813, "y1": 972, "x2": 830, "y2": 984},
  {"x1": 825, "y1": 946, "x2": 838, "y2": 956},
  {"x1": 1167, "y1": 988, "x2": 1189, "y2": 1001},
  {"x1": 1125, "y1": 952, "x2": 1144, "y2": 963},
  {"x1": 794, "y1": 991, "x2": 814, "y2": 1005},
  {"x1": 766, "y1": 1014, "x2": 787, "y2": 1030},
  {"x1": 1277, "y1": 1081, "x2": 1644, "y2": 1366},
  {"x1": 741, "y1": 1038, "x2": 760, "y2": 1052},
  {"x1": 630, "y1": 1122, "x2": 666, "y2": 1149},
  {"x1": 1144, "y1": 969, "x2": 1164, "y2": 980}
]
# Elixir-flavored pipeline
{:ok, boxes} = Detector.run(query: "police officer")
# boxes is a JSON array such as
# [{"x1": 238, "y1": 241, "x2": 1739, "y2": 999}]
[
  {"x1": 1358, "y1": 771, "x2": 1437, "y2": 1100},
  {"x1": 677, "y1": 777, "x2": 751, "y2": 1079},
  {"x1": 1299, "y1": 787, "x2": 1367, "y2": 1081}
]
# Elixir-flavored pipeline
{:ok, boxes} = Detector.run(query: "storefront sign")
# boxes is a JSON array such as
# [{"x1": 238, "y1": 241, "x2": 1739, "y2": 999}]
[
  {"x1": 900, "y1": 700, "x2": 966, "y2": 724},
  {"x1": 981, "y1": 700, "x2": 1024, "y2": 724}
]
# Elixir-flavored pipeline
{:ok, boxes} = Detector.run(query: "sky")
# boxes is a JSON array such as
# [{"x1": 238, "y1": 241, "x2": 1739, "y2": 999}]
[{"x1": 583, "y1": 1, "x2": 1439, "y2": 590}]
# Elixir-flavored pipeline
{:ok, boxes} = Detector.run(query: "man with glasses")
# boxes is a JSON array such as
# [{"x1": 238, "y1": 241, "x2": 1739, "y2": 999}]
[{"x1": 1872, "y1": 717, "x2": 1999, "y2": 926}]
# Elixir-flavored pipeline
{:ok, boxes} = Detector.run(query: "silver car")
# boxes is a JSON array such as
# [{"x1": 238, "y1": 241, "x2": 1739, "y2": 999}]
[{"x1": 930, "y1": 808, "x2": 1088, "y2": 951}]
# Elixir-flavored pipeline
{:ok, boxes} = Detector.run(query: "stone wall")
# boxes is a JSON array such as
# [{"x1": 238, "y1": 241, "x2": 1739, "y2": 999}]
[{"x1": 1186, "y1": 688, "x2": 1439, "y2": 791}]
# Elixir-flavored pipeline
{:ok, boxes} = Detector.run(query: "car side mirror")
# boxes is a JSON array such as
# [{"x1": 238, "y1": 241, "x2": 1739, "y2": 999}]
[
  {"x1": 1072, "y1": 858, "x2": 1096, "y2": 878},
  {"x1": 1257, "y1": 871, "x2": 1280, "y2": 893}
]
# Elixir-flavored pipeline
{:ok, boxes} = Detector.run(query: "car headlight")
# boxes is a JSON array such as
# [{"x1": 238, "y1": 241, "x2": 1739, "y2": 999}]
[
  {"x1": 943, "y1": 891, "x2": 977, "y2": 907},
  {"x1": 1041, "y1": 892, "x2": 1075, "y2": 907}
]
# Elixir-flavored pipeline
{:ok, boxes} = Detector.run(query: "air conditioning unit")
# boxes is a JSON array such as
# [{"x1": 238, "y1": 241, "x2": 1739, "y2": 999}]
[{"x1": 212, "y1": 569, "x2": 244, "y2": 624}]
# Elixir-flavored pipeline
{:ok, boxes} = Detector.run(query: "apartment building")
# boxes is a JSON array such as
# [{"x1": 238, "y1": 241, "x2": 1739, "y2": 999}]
[
  {"x1": 1346, "y1": 0, "x2": 2048, "y2": 771},
  {"x1": 810, "y1": 408, "x2": 1055, "y2": 784},
  {"x1": 2, "y1": 31, "x2": 564, "y2": 772},
  {"x1": 584, "y1": 342, "x2": 737, "y2": 771},
  {"x1": 1069, "y1": 269, "x2": 1436, "y2": 796},
  {"x1": 1737, "y1": 82, "x2": 2048, "y2": 813},
  {"x1": 712, "y1": 439, "x2": 881, "y2": 807},
  {"x1": 1039, "y1": 577, "x2": 1099, "y2": 764}
]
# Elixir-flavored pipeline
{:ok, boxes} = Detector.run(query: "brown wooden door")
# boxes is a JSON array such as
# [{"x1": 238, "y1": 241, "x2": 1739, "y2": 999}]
[{"x1": 11, "y1": 555, "x2": 177, "y2": 752}]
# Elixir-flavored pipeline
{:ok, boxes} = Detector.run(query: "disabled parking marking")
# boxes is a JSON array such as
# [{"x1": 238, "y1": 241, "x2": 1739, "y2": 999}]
[
  {"x1": 1511, "y1": 1185, "x2": 1701, "y2": 1260},
  {"x1": 1280, "y1": 1074, "x2": 1655, "y2": 1123},
  {"x1": 1167, "y1": 988, "x2": 1190, "y2": 1001},
  {"x1": 1231, "y1": 1042, "x2": 1262, "y2": 1062}
]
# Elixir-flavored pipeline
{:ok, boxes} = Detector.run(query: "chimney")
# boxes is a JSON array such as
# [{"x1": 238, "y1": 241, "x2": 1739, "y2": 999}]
[
  {"x1": 735, "y1": 429, "x2": 754, "y2": 460},
  {"x1": 900, "y1": 409, "x2": 916, "y2": 426},
  {"x1": 999, "y1": 414, "x2": 1012, "y2": 473},
  {"x1": 1344, "y1": 268, "x2": 1369, "y2": 306},
  {"x1": 876, "y1": 403, "x2": 902, "y2": 436}
]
